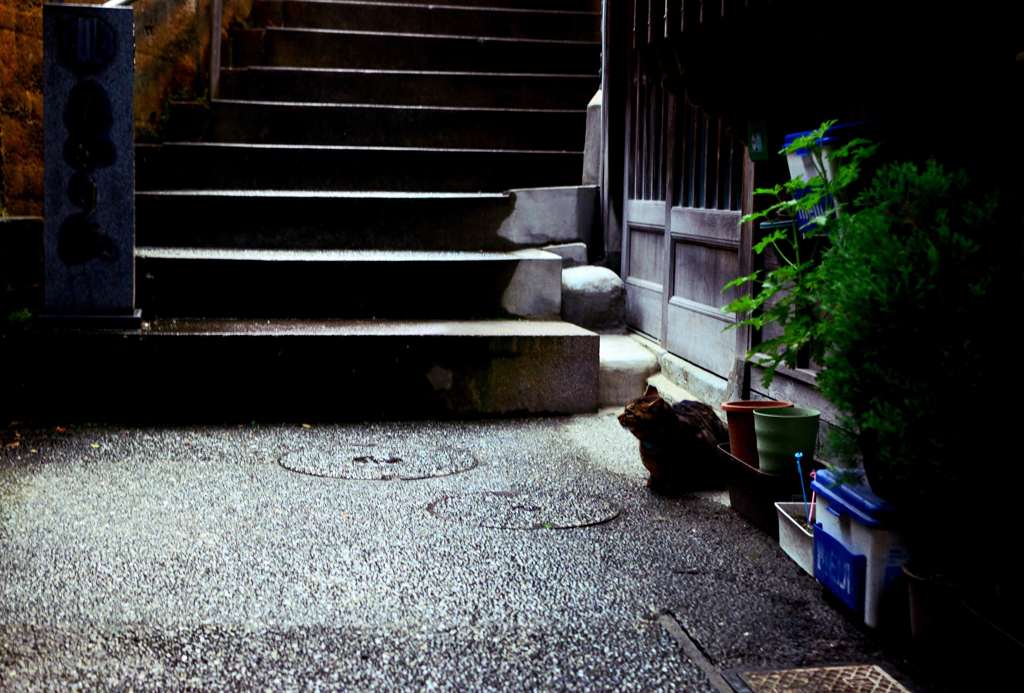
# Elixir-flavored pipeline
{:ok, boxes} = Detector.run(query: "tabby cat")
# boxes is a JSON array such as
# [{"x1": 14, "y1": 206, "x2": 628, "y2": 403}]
[{"x1": 618, "y1": 385, "x2": 728, "y2": 494}]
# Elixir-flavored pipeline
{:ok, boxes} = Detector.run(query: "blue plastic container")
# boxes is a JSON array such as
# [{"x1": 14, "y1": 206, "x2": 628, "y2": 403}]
[
  {"x1": 782, "y1": 122, "x2": 867, "y2": 230},
  {"x1": 781, "y1": 121, "x2": 866, "y2": 156},
  {"x1": 814, "y1": 524, "x2": 866, "y2": 612},
  {"x1": 811, "y1": 469, "x2": 906, "y2": 627}
]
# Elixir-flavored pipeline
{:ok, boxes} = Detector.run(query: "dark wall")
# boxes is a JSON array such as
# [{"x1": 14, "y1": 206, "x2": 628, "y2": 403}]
[{"x1": 671, "y1": 0, "x2": 1018, "y2": 186}]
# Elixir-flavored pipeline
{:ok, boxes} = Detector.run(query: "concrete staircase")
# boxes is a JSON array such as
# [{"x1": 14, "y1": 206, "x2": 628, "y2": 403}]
[{"x1": 120, "y1": 0, "x2": 602, "y2": 418}]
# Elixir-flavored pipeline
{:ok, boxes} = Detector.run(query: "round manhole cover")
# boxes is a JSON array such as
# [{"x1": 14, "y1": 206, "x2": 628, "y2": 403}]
[
  {"x1": 427, "y1": 489, "x2": 620, "y2": 529},
  {"x1": 278, "y1": 444, "x2": 477, "y2": 480}
]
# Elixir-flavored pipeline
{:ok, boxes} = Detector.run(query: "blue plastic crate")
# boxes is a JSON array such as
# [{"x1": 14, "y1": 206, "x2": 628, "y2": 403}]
[
  {"x1": 814, "y1": 524, "x2": 866, "y2": 614},
  {"x1": 792, "y1": 187, "x2": 834, "y2": 232}
]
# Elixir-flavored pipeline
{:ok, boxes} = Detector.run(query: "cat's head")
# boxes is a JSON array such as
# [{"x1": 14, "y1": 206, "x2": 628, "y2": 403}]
[{"x1": 618, "y1": 385, "x2": 675, "y2": 439}]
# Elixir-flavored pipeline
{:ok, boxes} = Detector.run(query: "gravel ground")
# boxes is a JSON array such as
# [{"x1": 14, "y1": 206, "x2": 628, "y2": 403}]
[{"x1": 0, "y1": 412, "x2": 918, "y2": 691}]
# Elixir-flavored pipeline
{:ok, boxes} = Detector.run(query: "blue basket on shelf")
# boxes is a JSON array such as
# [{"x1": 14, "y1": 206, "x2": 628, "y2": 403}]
[
  {"x1": 791, "y1": 187, "x2": 834, "y2": 233},
  {"x1": 783, "y1": 121, "x2": 869, "y2": 232}
]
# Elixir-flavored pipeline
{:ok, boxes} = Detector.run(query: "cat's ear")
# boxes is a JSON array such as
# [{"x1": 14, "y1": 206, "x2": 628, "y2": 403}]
[{"x1": 643, "y1": 384, "x2": 660, "y2": 398}]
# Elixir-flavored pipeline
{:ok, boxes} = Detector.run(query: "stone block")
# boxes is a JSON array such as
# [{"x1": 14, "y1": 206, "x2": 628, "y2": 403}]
[
  {"x1": 582, "y1": 89, "x2": 601, "y2": 185},
  {"x1": 498, "y1": 185, "x2": 597, "y2": 248},
  {"x1": 1, "y1": 116, "x2": 41, "y2": 161},
  {"x1": 500, "y1": 249, "x2": 563, "y2": 319},
  {"x1": 644, "y1": 373, "x2": 700, "y2": 407},
  {"x1": 43, "y1": 5, "x2": 136, "y2": 317},
  {"x1": 25, "y1": 90, "x2": 42, "y2": 121},
  {"x1": 561, "y1": 265, "x2": 626, "y2": 334},
  {"x1": 16, "y1": 6, "x2": 42, "y2": 38},
  {"x1": 656, "y1": 348, "x2": 729, "y2": 410},
  {"x1": 0, "y1": 31, "x2": 16, "y2": 102},
  {"x1": 542, "y1": 242, "x2": 588, "y2": 267},
  {"x1": 8, "y1": 160, "x2": 43, "y2": 208},
  {"x1": 15, "y1": 12, "x2": 44, "y2": 87},
  {"x1": 0, "y1": 6, "x2": 16, "y2": 31},
  {"x1": 599, "y1": 334, "x2": 659, "y2": 406}
]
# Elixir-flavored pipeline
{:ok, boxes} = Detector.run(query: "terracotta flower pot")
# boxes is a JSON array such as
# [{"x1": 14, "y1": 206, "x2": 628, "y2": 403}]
[{"x1": 721, "y1": 400, "x2": 793, "y2": 466}]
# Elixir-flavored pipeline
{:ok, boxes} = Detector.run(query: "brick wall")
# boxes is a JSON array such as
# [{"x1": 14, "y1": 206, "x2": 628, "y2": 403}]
[
  {"x1": 0, "y1": 0, "x2": 252, "y2": 216},
  {"x1": 135, "y1": 0, "x2": 256, "y2": 139},
  {"x1": 0, "y1": 0, "x2": 44, "y2": 216}
]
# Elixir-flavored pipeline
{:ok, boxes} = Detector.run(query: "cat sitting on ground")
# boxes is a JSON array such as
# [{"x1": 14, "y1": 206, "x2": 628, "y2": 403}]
[{"x1": 618, "y1": 385, "x2": 728, "y2": 494}]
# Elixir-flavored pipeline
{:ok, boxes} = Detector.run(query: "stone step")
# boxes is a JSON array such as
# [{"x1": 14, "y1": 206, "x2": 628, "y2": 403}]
[
  {"x1": 137, "y1": 247, "x2": 563, "y2": 320},
  {"x1": 599, "y1": 335, "x2": 659, "y2": 407},
  {"x1": 250, "y1": 1, "x2": 600, "y2": 41},
  {"x1": 373, "y1": 0, "x2": 599, "y2": 10},
  {"x1": 167, "y1": 100, "x2": 585, "y2": 150},
  {"x1": 217, "y1": 67, "x2": 598, "y2": 109},
  {"x1": 136, "y1": 187, "x2": 596, "y2": 251},
  {"x1": 7, "y1": 319, "x2": 599, "y2": 419},
  {"x1": 233, "y1": 28, "x2": 599, "y2": 74},
  {"x1": 136, "y1": 191, "x2": 512, "y2": 250},
  {"x1": 135, "y1": 143, "x2": 583, "y2": 192}
]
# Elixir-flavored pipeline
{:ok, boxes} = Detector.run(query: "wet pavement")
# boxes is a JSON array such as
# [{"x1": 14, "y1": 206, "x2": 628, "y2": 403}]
[{"x1": 0, "y1": 412, "x2": 921, "y2": 690}]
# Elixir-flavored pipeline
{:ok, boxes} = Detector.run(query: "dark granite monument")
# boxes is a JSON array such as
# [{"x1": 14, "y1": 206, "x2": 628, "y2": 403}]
[{"x1": 43, "y1": 3, "x2": 139, "y2": 326}]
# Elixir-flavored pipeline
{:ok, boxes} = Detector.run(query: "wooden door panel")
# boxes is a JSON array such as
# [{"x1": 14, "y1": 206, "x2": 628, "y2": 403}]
[
  {"x1": 665, "y1": 300, "x2": 737, "y2": 377},
  {"x1": 670, "y1": 239, "x2": 741, "y2": 309},
  {"x1": 626, "y1": 280, "x2": 663, "y2": 339},
  {"x1": 626, "y1": 224, "x2": 665, "y2": 284},
  {"x1": 669, "y1": 207, "x2": 741, "y2": 245}
]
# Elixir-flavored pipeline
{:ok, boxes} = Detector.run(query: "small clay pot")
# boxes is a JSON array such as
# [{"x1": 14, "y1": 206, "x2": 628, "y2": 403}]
[{"x1": 721, "y1": 400, "x2": 793, "y2": 466}]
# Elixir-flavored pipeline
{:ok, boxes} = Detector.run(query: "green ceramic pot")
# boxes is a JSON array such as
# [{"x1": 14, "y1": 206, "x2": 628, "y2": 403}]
[{"x1": 753, "y1": 406, "x2": 821, "y2": 474}]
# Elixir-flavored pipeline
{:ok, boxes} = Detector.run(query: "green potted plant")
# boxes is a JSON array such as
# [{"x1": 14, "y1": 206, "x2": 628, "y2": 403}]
[
  {"x1": 811, "y1": 156, "x2": 1013, "y2": 641},
  {"x1": 725, "y1": 118, "x2": 1017, "y2": 641}
]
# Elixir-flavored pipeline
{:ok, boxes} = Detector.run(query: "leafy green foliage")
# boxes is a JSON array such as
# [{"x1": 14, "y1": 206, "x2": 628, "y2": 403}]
[
  {"x1": 725, "y1": 119, "x2": 1005, "y2": 494},
  {"x1": 814, "y1": 161, "x2": 1001, "y2": 509},
  {"x1": 725, "y1": 121, "x2": 1011, "y2": 581},
  {"x1": 722, "y1": 121, "x2": 877, "y2": 385},
  {"x1": 5, "y1": 308, "x2": 31, "y2": 323}
]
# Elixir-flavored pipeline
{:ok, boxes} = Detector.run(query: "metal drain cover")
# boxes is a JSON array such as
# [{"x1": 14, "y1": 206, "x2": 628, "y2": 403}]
[
  {"x1": 427, "y1": 489, "x2": 620, "y2": 529},
  {"x1": 731, "y1": 664, "x2": 910, "y2": 693},
  {"x1": 279, "y1": 445, "x2": 477, "y2": 480}
]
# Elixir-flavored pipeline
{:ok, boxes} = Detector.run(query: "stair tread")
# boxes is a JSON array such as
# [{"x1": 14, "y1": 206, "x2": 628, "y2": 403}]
[
  {"x1": 210, "y1": 98, "x2": 584, "y2": 113},
  {"x1": 257, "y1": 25, "x2": 598, "y2": 45},
  {"x1": 136, "y1": 190, "x2": 510, "y2": 199},
  {"x1": 136, "y1": 247, "x2": 558, "y2": 261},
  {"x1": 219, "y1": 66, "x2": 598, "y2": 79},
  {"x1": 255, "y1": 0, "x2": 599, "y2": 18},
  {"x1": 140, "y1": 141, "x2": 582, "y2": 155},
  {"x1": 338, "y1": 0, "x2": 598, "y2": 7},
  {"x1": 140, "y1": 317, "x2": 596, "y2": 337},
  {"x1": 135, "y1": 144, "x2": 584, "y2": 193}
]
